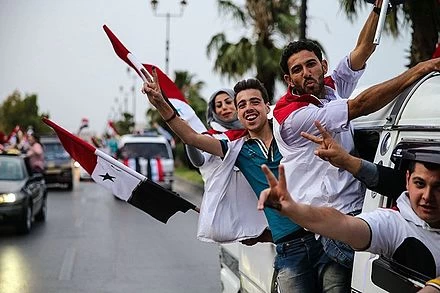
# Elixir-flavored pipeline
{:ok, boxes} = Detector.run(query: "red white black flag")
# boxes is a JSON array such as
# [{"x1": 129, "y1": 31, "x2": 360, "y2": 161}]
[
  {"x1": 102, "y1": 24, "x2": 206, "y2": 133},
  {"x1": 42, "y1": 117, "x2": 198, "y2": 223}
]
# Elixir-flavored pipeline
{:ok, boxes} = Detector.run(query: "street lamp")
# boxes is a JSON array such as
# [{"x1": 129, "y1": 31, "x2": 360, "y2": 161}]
[
  {"x1": 150, "y1": 0, "x2": 188, "y2": 75},
  {"x1": 127, "y1": 67, "x2": 137, "y2": 124}
]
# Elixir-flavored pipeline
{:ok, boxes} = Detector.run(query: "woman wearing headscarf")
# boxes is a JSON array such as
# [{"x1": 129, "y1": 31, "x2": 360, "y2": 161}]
[{"x1": 185, "y1": 88, "x2": 242, "y2": 167}]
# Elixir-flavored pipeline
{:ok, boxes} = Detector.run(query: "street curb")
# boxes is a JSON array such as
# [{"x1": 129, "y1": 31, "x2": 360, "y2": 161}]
[{"x1": 174, "y1": 176, "x2": 204, "y2": 196}]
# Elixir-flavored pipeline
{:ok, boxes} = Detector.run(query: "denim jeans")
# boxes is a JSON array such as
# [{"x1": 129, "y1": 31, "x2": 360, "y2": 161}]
[
  {"x1": 319, "y1": 237, "x2": 354, "y2": 293},
  {"x1": 274, "y1": 233, "x2": 328, "y2": 293}
]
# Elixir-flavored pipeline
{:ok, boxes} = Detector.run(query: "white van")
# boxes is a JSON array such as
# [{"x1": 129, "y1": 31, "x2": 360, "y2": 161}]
[
  {"x1": 220, "y1": 71, "x2": 440, "y2": 293},
  {"x1": 118, "y1": 134, "x2": 174, "y2": 190}
]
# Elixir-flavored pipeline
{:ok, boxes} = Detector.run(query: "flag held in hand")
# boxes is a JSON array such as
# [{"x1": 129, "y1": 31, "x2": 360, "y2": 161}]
[
  {"x1": 102, "y1": 24, "x2": 206, "y2": 133},
  {"x1": 42, "y1": 117, "x2": 198, "y2": 223}
]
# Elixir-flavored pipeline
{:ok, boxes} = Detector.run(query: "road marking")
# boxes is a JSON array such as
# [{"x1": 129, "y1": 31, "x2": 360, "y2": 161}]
[{"x1": 58, "y1": 247, "x2": 76, "y2": 280}]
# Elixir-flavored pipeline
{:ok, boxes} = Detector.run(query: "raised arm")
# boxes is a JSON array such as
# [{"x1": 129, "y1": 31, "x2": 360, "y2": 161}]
[
  {"x1": 348, "y1": 57, "x2": 440, "y2": 121},
  {"x1": 349, "y1": 0, "x2": 382, "y2": 70},
  {"x1": 258, "y1": 164, "x2": 371, "y2": 250},
  {"x1": 301, "y1": 121, "x2": 406, "y2": 198},
  {"x1": 142, "y1": 68, "x2": 224, "y2": 157}
]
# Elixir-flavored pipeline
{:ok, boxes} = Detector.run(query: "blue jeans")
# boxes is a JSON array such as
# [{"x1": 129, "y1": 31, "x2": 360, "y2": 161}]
[
  {"x1": 319, "y1": 237, "x2": 354, "y2": 293},
  {"x1": 274, "y1": 233, "x2": 328, "y2": 293}
]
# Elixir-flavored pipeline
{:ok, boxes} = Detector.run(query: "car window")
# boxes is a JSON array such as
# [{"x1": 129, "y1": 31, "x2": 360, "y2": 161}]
[
  {"x1": 43, "y1": 142, "x2": 70, "y2": 161},
  {"x1": 0, "y1": 157, "x2": 24, "y2": 180},
  {"x1": 121, "y1": 143, "x2": 170, "y2": 159}
]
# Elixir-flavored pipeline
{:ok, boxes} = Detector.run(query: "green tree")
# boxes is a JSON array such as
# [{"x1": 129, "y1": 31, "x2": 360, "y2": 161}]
[
  {"x1": 207, "y1": 0, "x2": 301, "y2": 102},
  {"x1": 114, "y1": 112, "x2": 135, "y2": 135},
  {"x1": 0, "y1": 90, "x2": 51, "y2": 135},
  {"x1": 339, "y1": 0, "x2": 440, "y2": 67},
  {"x1": 174, "y1": 70, "x2": 207, "y2": 125}
]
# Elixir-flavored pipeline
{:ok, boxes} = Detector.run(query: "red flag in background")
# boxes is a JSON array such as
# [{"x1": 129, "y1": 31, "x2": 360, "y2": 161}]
[
  {"x1": 107, "y1": 120, "x2": 120, "y2": 137},
  {"x1": 6, "y1": 125, "x2": 21, "y2": 143},
  {"x1": 42, "y1": 117, "x2": 198, "y2": 223},
  {"x1": 103, "y1": 25, "x2": 206, "y2": 133}
]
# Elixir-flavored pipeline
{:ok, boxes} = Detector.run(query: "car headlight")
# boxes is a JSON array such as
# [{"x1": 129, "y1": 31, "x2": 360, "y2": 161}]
[{"x1": 0, "y1": 193, "x2": 17, "y2": 203}]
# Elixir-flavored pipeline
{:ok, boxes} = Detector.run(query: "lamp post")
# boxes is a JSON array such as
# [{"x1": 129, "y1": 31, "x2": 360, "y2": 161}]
[
  {"x1": 150, "y1": 0, "x2": 187, "y2": 75},
  {"x1": 127, "y1": 67, "x2": 137, "y2": 124}
]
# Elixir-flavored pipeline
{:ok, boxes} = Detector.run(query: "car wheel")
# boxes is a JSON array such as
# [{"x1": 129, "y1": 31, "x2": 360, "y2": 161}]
[
  {"x1": 17, "y1": 201, "x2": 32, "y2": 234},
  {"x1": 35, "y1": 195, "x2": 47, "y2": 222}
]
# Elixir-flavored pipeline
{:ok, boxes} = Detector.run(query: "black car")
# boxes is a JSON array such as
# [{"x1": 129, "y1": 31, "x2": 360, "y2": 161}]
[
  {"x1": 41, "y1": 136, "x2": 74, "y2": 190},
  {"x1": 0, "y1": 153, "x2": 47, "y2": 233}
]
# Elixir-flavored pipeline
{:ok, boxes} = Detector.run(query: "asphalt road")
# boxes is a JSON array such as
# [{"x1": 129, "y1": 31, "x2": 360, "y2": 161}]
[{"x1": 0, "y1": 179, "x2": 221, "y2": 293}]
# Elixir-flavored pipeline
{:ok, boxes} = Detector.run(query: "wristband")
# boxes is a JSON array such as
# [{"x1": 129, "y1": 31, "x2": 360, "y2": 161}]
[
  {"x1": 373, "y1": 3, "x2": 392, "y2": 15},
  {"x1": 426, "y1": 279, "x2": 440, "y2": 291},
  {"x1": 164, "y1": 111, "x2": 178, "y2": 123}
]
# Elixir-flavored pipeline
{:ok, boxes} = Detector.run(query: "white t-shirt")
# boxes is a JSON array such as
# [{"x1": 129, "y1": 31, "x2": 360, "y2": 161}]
[{"x1": 358, "y1": 193, "x2": 440, "y2": 276}]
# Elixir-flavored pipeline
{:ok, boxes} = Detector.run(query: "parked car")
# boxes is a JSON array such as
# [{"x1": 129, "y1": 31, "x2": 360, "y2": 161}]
[
  {"x1": 117, "y1": 133, "x2": 174, "y2": 190},
  {"x1": 0, "y1": 153, "x2": 47, "y2": 233},
  {"x1": 40, "y1": 135, "x2": 74, "y2": 190},
  {"x1": 219, "y1": 71, "x2": 440, "y2": 293}
]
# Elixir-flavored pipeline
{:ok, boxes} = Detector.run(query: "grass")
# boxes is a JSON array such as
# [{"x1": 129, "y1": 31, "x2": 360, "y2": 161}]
[{"x1": 174, "y1": 166, "x2": 204, "y2": 185}]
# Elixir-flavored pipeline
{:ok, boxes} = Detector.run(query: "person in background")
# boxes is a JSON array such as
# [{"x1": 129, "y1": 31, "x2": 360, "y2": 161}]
[
  {"x1": 26, "y1": 133, "x2": 45, "y2": 173},
  {"x1": 185, "y1": 88, "x2": 242, "y2": 167}
]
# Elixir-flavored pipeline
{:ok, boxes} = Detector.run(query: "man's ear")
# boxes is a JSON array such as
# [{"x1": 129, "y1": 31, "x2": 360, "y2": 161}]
[
  {"x1": 406, "y1": 170, "x2": 410, "y2": 190},
  {"x1": 321, "y1": 59, "x2": 329, "y2": 75},
  {"x1": 283, "y1": 74, "x2": 293, "y2": 87}
]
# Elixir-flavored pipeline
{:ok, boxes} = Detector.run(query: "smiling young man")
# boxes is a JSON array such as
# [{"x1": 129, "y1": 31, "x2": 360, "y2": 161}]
[
  {"x1": 258, "y1": 141, "x2": 440, "y2": 282},
  {"x1": 143, "y1": 73, "x2": 329, "y2": 292}
]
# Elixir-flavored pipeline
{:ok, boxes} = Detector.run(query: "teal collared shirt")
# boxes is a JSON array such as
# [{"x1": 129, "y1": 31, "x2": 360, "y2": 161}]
[{"x1": 221, "y1": 137, "x2": 301, "y2": 243}]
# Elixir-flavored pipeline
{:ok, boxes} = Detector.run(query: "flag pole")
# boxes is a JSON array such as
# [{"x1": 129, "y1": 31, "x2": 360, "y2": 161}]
[{"x1": 373, "y1": 0, "x2": 390, "y2": 45}]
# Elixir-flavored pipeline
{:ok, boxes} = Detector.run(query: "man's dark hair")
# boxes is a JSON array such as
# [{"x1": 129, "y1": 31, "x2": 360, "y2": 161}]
[
  {"x1": 408, "y1": 161, "x2": 440, "y2": 174},
  {"x1": 233, "y1": 78, "x2": 269, "y2": 105},
  {"x1": 280, "y1": 40, "x2": 323, "y2": 75}
]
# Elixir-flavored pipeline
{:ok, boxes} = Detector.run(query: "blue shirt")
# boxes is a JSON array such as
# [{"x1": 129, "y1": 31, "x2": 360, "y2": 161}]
[{"x1": 221, "y1": 137, "x2": 301, "y2": 242}]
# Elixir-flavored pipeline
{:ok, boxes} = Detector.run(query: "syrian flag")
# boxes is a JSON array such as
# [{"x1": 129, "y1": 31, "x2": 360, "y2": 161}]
[
  {"x1": 42, "y1": 117, "x2": 198, "y2": 223},
  {"x1": 103, "y1": 24, "x2": 206, "y2": 133}
]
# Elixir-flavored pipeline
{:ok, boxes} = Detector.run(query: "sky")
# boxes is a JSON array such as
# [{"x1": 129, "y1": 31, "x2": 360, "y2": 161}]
[{"x1": 0, "y1": 0, "x2": 410, "y2": 134}]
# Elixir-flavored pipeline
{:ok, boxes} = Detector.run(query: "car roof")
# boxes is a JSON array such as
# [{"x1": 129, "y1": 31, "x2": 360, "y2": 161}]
[
  {"x1": 119, "y1": 134, "x2": 168, "y2": 144},
  {"x1": 40, "y1": 135, "x2": 61, "y2": 143}
]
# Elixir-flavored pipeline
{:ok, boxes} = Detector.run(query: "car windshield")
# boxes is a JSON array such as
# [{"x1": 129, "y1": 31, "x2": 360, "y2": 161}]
[
  {"x1": 121, "y1": 143, "x2": 170, "y2": 159},
  {"x1": 0, "y1": 156, "x2": 24, "y2": 180},
  {"x1": 43, "y1": 142, "x2": 70, "y2": 161}
]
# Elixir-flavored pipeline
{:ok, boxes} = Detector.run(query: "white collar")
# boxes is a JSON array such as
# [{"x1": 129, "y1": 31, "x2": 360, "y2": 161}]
[{"x1": 397, "y1": 193, "x2": 440, "y2": 232}]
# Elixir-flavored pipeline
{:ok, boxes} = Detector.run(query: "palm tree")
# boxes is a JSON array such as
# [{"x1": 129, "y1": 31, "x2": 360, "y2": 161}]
[
  {"x1": 207, "y1": 0, "x2": 301, "y2": 102},
  {"x1": 339, "y1": 0, "x2": 440, "y2": 67}
]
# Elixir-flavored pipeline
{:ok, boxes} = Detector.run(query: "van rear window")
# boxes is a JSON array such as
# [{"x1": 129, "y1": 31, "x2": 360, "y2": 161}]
[{"x1": 121, "y1": 143, "x2": 170, "y2": 159}]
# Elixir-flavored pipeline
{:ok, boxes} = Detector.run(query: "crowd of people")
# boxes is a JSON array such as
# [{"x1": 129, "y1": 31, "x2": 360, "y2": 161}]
[
  {"x1": 0, "y1": 126, "x2": 45, "y2": 173},
  {"x1": 140, "y1": 0, "x2": 440, "y2": 292}
]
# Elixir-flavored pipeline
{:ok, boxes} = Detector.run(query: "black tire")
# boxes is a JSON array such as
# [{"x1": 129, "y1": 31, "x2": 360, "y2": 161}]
[
  {"x1": 17, "y1": 201, "x2": 32, "y2": 234},
  {"x1": 35, "y1": 195, "x2": 47, "y2": 222}
]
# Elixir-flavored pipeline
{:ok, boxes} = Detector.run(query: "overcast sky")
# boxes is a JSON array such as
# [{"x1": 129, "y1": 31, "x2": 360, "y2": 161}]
[{"x1": 0, "y1": 0, "x2": 410, "y2": 134}]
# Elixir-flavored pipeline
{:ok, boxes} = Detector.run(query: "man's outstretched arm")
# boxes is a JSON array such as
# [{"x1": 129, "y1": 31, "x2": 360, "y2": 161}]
[
  {"x1": 349, "y1": 0, "x2": 382, "y2": 70},
  {"x1": 258, "y1": 164, "x2": 371, "y2": 250},
  {"x1": 348, "y1": 57, "x2": 440, "y2": 121},
  {"x1": 143, "y1": 68, "x2": 224, "y2": 157},
  {"x1": 301, "y1": 120, "x2": 406, "y2": 198}
]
